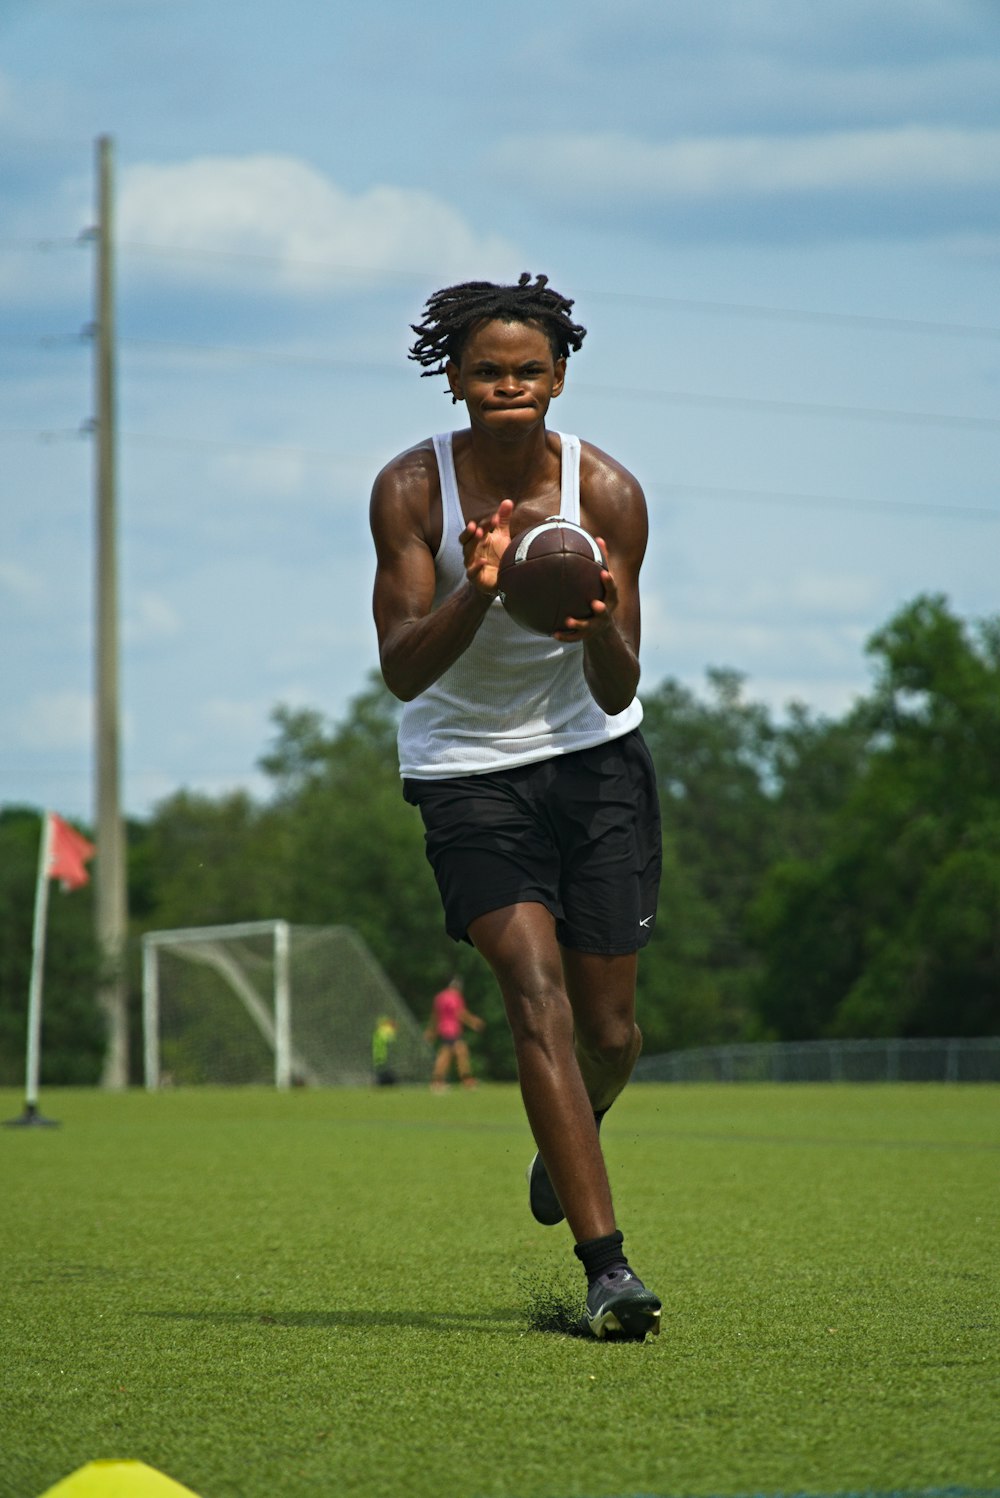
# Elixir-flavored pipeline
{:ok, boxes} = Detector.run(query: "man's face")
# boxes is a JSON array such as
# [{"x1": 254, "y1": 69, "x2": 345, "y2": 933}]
[{"x1": 447, "y1": 319, "x2": 565, "y2": 433}]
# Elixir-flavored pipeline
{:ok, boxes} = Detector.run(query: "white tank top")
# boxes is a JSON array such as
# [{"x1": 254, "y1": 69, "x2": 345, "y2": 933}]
[{"x1": 397, "y1": 430, "x2": 643, "y2": 779}]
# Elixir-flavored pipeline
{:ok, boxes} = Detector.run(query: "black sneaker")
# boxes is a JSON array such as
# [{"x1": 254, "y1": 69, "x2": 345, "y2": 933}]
[
  {"x1": 526, "y1": 1151, "x2": 564, "y2": 1225},
  {"x1": 582, "y1": 1267, "x2": 662, "y2": 1342}
]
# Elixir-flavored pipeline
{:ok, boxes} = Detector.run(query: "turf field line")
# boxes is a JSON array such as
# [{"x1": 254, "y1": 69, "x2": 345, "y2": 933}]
[
  {"x1": 627, "y1": 1488, "x2": 1000, "y2": 1498},
  {"x1": 311, "y1": 1115, "x2": 527, "y2": 1135},
  {"x1": 238, "y1": 1115, "x2": 999, "y2": 1151},
  {"x1": 569, "y1": 1488, "x2": 1000, "y2": 1498},
  {"x1": 613, "y1": 1128, "x2": 1000, "y2": 1153}
]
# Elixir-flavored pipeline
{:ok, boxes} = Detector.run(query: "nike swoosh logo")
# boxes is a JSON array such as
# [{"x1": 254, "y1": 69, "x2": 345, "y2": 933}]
[{"x1": 639, "y1": 915, "x2": 654, "y2": 928}]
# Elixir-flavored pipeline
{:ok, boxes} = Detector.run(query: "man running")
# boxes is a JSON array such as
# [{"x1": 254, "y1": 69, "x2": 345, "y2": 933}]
[{"x1": 370, "y1": 273, "x2": 662, "y2": 1341}]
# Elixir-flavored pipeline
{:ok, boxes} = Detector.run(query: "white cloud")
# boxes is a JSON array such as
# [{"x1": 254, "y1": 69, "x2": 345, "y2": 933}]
[
  {"x1": 134, "y1": 765, "x2": 271, "y2": 812},
  {"x1": 15, "y1": 690, "x2": 93, "y2": 750},
  {"x1": 117, "y1": 154, "x2": 518, "y2": 290},
  {"x1": 0, "y1": 560, "x2": 44, "y2": 605},
  {"x1": 941, "y1": 231, "x2": 1000, "y2": 261},
  {"x1": 668, "y1": 617, "x2": 868, "y2": 673},
  {"x1": 215, "y1": 446, "x2": 308, "y2": 499},
  {"x1": 735, "y1": 675, "x2": 869, "y2": 720},
  {"x1": 200, "y1": 697, "x2": 271, "y2": 737},
  {"x1": 123, "y1": 591, "x2": 182, "y2": 644},
  {"x1": 784, "y1": 572, "x2": 877, "y2": 614},
  {"x1": 494, "y1": 124, "x2": 1000, "y2": 198},
  {"x1": 699, "y1": 570, "x2": 882, "y2": 618},
  {"x1": 0, "y1": 70, "x2": 15, "y2": 122}
]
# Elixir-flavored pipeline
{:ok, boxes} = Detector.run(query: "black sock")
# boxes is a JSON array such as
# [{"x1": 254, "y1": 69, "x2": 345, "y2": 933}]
[
  {"x1": 574, "y1": 1229, "x2": 629, "y2": 1283},
  {"x1": 572, "y1": 1114, "x2": 620, "y2": 1281}
]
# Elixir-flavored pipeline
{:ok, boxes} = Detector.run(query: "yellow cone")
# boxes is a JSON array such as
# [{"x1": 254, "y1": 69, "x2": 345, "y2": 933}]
[{"x1": 38, "y1": 1460, "x2": 202, "y2": 1497}]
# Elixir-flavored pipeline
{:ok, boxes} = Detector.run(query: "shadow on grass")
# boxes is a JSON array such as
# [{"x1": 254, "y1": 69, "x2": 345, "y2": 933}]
[
  {"x1": 143, "y1": 1297, "x2": 588, "y2": 1337},
  {"x1": 144, "y1": 1306, "x2": 529, "y2": 1334}
]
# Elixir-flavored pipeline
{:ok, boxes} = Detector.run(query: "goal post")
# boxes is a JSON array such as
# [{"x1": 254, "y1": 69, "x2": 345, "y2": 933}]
[{"x1": 142, "y1": 920, "x2": 430, "y2": 1089}]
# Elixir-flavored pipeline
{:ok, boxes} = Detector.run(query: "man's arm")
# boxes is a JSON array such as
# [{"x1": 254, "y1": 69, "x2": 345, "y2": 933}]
[
  {"x1": 561, "y1": 445, "x2": 649, "y2": 716},
  {"x1": 369, "y1": 450, "x2": 512, "y2": 703}
]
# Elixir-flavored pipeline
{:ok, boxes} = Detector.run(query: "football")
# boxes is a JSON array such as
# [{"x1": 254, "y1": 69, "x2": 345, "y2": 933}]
[{"x1": 497, "y1": 518, "x2": 605, "y2": 636}]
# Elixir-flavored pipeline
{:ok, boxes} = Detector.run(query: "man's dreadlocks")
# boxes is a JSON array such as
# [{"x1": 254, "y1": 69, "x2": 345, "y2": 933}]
[{"x1": 408, "y1": 272, "x2": 587, "y2": 388}]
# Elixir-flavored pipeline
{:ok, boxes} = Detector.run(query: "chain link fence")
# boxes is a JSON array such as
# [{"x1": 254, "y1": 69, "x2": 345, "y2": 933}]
[{"x1": 634, "y1": 1036, "x2": 1000, "y2": 1083}]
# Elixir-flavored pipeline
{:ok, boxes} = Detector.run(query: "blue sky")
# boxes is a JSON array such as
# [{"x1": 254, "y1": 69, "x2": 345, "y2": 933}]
[{"x1": 2, "y1": 0, "x2": 998, "y2": 821}]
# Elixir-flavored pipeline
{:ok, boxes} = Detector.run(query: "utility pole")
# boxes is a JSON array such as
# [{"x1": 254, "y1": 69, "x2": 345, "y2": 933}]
[{"x1": 93, "y1": 134, "x2": 129, "y2": 1088}]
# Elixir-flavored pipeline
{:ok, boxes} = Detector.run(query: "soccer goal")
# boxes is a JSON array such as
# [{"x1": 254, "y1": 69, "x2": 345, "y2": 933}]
[{"x1": 141, "y1": 920, "x2": 430, "y2": 1089}]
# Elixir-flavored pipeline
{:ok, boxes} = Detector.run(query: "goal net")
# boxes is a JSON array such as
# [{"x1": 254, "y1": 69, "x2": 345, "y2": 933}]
[{"x1": 141, "y1": 921, "x2": 430, "y2": 1088}]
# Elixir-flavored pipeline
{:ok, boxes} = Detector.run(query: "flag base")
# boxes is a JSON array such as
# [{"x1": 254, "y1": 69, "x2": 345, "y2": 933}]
[{"x1": 3, "y1": 1101, "x2": 60, "y2": 1128}]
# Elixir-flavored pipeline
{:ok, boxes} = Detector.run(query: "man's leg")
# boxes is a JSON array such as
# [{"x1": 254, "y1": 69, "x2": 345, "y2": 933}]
[
  {"x1": 469, "y1": 901, "x2": 660, "y2": 1339},
  {"x1": 527, "y1": 948, "x2": 642, "y2": 1225},
  {"x1": 467, "y1": 901, "x2": 616, "y2": 1245},
  {"x1": 557, "y1": 946, "x2": 660, "y2": 1339},
  {"x1": 563, "y1": 948, "x2": 643, "y2": 1113}
]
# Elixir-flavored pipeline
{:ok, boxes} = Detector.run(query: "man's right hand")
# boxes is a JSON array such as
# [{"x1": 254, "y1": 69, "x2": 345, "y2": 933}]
[{"x1": 462, "y1": 499, "x2": 515, "y2": 595}]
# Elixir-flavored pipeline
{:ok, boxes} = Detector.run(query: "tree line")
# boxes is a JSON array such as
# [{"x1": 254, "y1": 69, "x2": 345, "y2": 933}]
[{"x1": 1, "y1": 593, "x2": 997, "y2": 1085}]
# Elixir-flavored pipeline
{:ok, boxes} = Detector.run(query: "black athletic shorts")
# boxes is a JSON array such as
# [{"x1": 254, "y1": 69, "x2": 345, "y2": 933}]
[{"x1": 403, "y1": 729, "x2": 662, "y2": 954}]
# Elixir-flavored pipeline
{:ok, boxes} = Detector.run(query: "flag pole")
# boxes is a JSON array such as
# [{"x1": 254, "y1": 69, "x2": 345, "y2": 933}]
[{"x1": 4, "y1": 812, "x2": 61, "y2": 1128}]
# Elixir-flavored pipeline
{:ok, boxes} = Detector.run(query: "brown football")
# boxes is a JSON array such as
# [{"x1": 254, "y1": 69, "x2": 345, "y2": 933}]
[{"x1": 498, "y1": 518, "x2": 605, "y2": 636}]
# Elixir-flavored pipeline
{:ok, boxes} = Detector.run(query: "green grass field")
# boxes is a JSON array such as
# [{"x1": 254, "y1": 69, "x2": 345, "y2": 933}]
[{"x1": 1, "y1": 1082, "x2": 997, "y2": 1498}]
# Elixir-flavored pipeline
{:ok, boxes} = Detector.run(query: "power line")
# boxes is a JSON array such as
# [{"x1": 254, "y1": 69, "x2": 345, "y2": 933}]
[
  {"x1": 0, "y1": 427, "x2": 87, "y2": 443},
  {"x1": 582, "y1": 288, "x2": 1000, "y2": 343},
  {"x1": 656, "y1": 482, "x2": 1000, "y2": 522},
  {"x1": 116, "y1": 429, "x2": 376, "y2": 467},
  {"x1": 0, "y1": 236, "x2": 87, "y2": 252},
  {"x1": 580, "y1": 383, "x2": 1000, "y2": 433},
  {"x1": 2, "y1": 234, "x2": 999, "y2": 341},
  {"x1": 0, "y1": 333, "x2": 87, "y2": 348},
  {"x1": 3, "y1": 424, "x2": 994, "y2": 521},
  {"x1": 4, "y1": 332, "x2": 995, "y2": 433},
  {"x1": 102, "y1": 246, "x2": 1000, "y2": 341},
  {"x1": 120, "y1": 336, "x2": 384, "y2": 373}
]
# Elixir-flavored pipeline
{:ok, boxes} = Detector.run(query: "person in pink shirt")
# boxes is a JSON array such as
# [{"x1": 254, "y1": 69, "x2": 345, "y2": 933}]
[{"x1": 425, "y1": 976, "x2": 485, "y2": 1091}]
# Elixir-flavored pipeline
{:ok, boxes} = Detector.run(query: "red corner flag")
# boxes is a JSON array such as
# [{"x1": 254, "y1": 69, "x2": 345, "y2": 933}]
[{"x1": 47, "y1": 813, "x2": 95, "y2": 891}]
